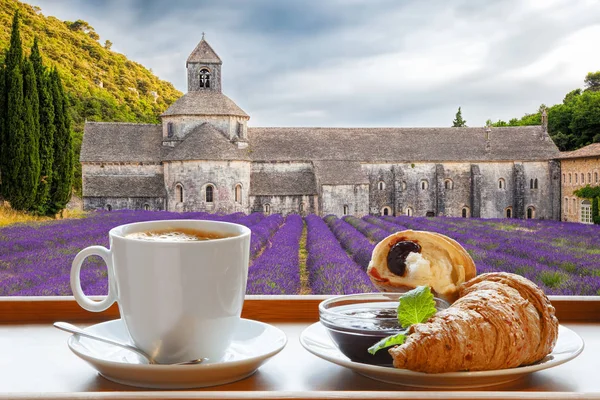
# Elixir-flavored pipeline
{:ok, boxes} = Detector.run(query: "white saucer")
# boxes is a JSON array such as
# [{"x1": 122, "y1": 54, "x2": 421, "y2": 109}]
[
  {"x1": 300, "y1": 322, "x2": 584, "y2": 389},
  {"x1": 66, "y1": 318, "x2": 287, "y2": 389}
]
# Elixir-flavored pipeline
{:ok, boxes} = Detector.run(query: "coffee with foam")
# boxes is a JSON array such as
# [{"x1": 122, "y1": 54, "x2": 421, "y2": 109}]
[{"x1": 126, "y1": 228, "x2": 236, "y2": 242}]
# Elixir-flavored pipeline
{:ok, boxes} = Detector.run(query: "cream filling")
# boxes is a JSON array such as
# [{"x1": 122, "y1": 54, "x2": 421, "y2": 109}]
[{"x1": 404, "y1": 252, "x2": 457, "y2": 294}]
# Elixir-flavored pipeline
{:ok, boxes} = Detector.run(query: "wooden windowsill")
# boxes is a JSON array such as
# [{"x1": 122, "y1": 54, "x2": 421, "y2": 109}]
[{"x1": 0, "y1": 296, "x2": 598, "y2": 399}]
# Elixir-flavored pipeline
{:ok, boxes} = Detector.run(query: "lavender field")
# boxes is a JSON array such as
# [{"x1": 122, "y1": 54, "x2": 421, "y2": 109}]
[{"x1": 1, "y1": 210, "x2": 600, "y2": 296}]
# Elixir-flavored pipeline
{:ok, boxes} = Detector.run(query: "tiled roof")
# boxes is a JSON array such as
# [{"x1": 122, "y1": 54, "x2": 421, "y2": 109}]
[
  {"x1": 83, "y1": 175, "x2": 165, "y2": 197},
  {"x1": 187, "y1": 38, "x2": 222, "y2": 65},
  {"x1": 250, "y1": 170, "x2": 317, "y2": 195},
  {"x1": 313, "y1": 161, "x2": 369, "y2": 185},
  {"x1": 246, "y1": 126, "x2": 560, "y2": 162},
  {"x1": 558, "y1": 143, "x2": 600, "y2": 159},
  {"x1": 162, "y1": 123, "x2": 251, "y2": 161},
  {"x1": 80, "y1": 122, "x2": 162, "y2": 162},
  {"x1": 161, "y1": 91, "x2": 249, "y2": 118}
]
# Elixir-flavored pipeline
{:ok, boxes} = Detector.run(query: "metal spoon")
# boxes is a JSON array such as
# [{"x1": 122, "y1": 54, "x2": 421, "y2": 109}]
[{"x1": 54, "y1": 321, "x2": 206, "y2": 366}]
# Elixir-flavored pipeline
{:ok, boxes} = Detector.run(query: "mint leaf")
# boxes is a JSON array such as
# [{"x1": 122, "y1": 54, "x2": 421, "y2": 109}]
[
  {"x1": 368, "y1": 332, "x2": 407, "y2": 355},
  {"x1": 397, "y1": 285, "x2": 437, "y2": 329}
]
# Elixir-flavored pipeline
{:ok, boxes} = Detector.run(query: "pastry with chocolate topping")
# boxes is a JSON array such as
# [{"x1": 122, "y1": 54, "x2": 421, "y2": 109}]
[{"x1": 367, "y1": 230, "x2": 476, "y2": 302}]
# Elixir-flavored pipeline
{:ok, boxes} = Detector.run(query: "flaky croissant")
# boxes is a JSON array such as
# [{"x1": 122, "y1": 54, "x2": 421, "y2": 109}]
[{"x1": 389, "y1": 272, "x2": 559, "y2": 373}]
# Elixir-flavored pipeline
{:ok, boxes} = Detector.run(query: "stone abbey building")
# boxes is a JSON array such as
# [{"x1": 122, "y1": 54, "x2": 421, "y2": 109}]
[{"x1": 81, "y1": 38, "x2": 563, "y2": 219}]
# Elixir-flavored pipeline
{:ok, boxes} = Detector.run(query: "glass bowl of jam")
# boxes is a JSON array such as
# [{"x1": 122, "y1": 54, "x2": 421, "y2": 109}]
[{"x1": 319, "y1": 292, "x2": 450, "y2": 366}]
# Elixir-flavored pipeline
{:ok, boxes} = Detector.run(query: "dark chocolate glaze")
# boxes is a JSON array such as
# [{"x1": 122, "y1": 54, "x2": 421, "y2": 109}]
[{"x1": 386, "y1": 240, "x2": 421, "y2": 276}]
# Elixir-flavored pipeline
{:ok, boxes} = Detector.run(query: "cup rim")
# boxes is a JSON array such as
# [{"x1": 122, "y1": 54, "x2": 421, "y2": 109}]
[{"x1": 108, "y1": 219, "x2": 251, "y2": 244}]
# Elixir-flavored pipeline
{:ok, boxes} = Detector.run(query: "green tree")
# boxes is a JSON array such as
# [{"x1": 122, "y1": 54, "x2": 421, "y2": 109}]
[
  {"x1": 584, "y1": 71, "x2": 600, "y2": 92},
  {"x1": 30, "y1": 38, "x2": 55, "y2": 214},
  {"x1": 11, "y1": 58, "x2": 41, "y2": 210},
  {"x1": 1, "y1": 11, "x2": 24, "y2": 203},
  {"x1": 47, "y1": 68, "x2": 73, "y2": 215},
  {"x1": 452, "y1": 107, "x2": 467, "y2": 127}
]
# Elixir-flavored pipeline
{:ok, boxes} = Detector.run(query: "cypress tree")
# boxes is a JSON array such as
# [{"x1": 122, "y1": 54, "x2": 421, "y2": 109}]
[
  {"x1": 0, "y1": 63, "x2": 5, "y2": 197},
  {"x1": 10, "y1": 58, "x2": 40, "y2": 211},
  {"x1": 1, "y1": 11, "x2": 24, "y2": 202},
  {"x1": 30, "y1": 38, "x2": 55, "y2": 214},
  {"x1": 47, "y1": 68, "x2": 73, "y2": 215}
]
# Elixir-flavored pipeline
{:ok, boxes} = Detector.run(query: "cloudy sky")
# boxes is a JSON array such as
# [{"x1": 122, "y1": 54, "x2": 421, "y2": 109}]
[{"x1": 26, "y1": 0, "x2": 600, "y2": 127}]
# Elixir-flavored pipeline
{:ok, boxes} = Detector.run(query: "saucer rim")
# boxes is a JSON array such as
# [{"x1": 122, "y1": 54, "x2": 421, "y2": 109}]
[
  {"x1": 67, "y1": 317, "x2": 287, "y2": 370},
  {"x1": 299, "y1": 321, "x2": 584, "y2": 379}
]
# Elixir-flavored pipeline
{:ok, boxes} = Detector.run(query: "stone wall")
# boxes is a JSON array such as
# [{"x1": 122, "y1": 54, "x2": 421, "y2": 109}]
[
  {"x1": 83, "y1": 163, "x2": 162, "y2": 176},
  {"x1": 250, "y1": 195, "x2": 317, "y2": 216},
  {"x1": 561, "y1": 156, "x2": 600, "y2": 222},
  {"x1": 321, "y1": 184, "x2": 369, "y2": 216},
  {"x1": 187, "y1": 63, "x2": 221, "y2": 92},
  {"x1": 164, "y1": 160, "x2": 251, "y2": 213},
  {"x1": 84, "y1": 197, "x2": 164, "y2": 211}
]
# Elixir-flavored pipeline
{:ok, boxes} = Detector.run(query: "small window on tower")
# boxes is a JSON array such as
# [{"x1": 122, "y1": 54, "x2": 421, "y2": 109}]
[
  {"x1": 167, "y1": 122, "x2": 174, "y2": 138},
  {"x1": 199, "y1": 68, "x2": 210, "y2": 88}
]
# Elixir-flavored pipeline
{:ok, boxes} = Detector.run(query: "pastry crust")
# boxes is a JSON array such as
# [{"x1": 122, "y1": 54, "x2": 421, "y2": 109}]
[
  {"x1": 367, "y1": 230, "x2": 476, "y2": 302},
  {"x1": 388, "y1": 272, "x2": 559, "y2": 373}
]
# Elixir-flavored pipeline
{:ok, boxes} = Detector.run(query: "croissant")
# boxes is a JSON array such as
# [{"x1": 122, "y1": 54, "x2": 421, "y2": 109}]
[{"x1": 388, "y1": 272, "x2": 559, "y2": 373}]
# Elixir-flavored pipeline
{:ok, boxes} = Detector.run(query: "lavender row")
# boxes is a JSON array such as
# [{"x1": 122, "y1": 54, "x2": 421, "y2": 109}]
[
  {"x1": 249, "y1": 214, "x2": 284, "y2": 259},
  {"x1": 342, "y1": 215, "x2": 390, "y2": 243},
  {"x1": 2, "y1": 210, "x2": 260, "y2": 296},
  {"x1": 379, "y1": 216, "x2": 600, "y2": 295},
  {"x1": 246, "y1": 215, "x2": 303, "y2": 295},
  {"x1": 324, "y1": 215, "x2": 374, "y2": 269},
  {"x1": 305, "y1": 215, "x2": 374, "y2": 294}
]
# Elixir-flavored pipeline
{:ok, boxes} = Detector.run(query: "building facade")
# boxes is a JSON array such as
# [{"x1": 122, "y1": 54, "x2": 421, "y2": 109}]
[
  {"x1": 80, "y1": 38, "x2": 563, "y2": 220},
  {"x1": 559, "y1": 143, "x2": 600, "y2": 224}
]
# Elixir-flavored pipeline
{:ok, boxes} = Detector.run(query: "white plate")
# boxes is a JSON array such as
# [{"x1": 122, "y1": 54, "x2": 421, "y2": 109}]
[
  {"x1": 66, "y1": 318, "x2": 287, "y2": 389},
  {"x1": 300, "y1": 322, "x2": 584, "y2": 389}
]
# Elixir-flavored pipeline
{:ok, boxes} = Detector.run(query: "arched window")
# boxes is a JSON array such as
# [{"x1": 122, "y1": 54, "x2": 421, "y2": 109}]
[
  {"x1": 444, "y1": 179, "x2": 453, "y2": 190},
  {"x1": 498, "y1": 178, "x2": 506, "y2": 190},
  {"x1": 562, "y1": 173, "x2": 565, "y2": 183},
  {"x1": 167, "y1": 122, "x2": 174, "y2": 138},
  {"x1": 581, "y1": 173, "x2": 584, "y2": 183},
  {"x1": 205, "y1": 185, "x2": 214, "y2": 203},
  {"x1": 420, "y1": 180, "x2": 429, "y2": 190},
  {"x1": 581, "y1": 200, "x2": 592, "y2": 224},
  {"x1": 381, "y1": 206, "x2": 391, "y2": 216},
  {"x1": 530, "y1": 179, "x2": 534, "y2": 189},
  {"x1": 343, "y1": 205, "x2": 349, "y2": 215},
  {"x1": 378, "y1": 181, "x2": 385, "y2": 190},
  {"x1": 175, "y1": 184, "x2": 184, "y2": 203},
  {"x1": 143, "y1": 204, "x2": 150, "y2": 211},
  {"x1": 462, "y1": 207, "x2": 469, "y2": 218},
  {"x1": 564, "y1": 197, "x2": 569, "y2": 214},
  {"x1": 575, "y1": 174, "x2": 578, "y2": 183},
  {"x1": 569, "y1": 173, "x2": 572, "y2": 184},
  {"x1": 199, "y1": 68, "x2": 210, "y2": 88},
  {"x1": 105, "y1": 204, "x2": 112, "y2": 212},
  {"x1": 401, "y1": 181, "x2": 407, "y2": 190},
  {"x1": 406, "y1": 207, "x2": 413, "y2": 216},
  {"x1": 572, "y1": 198, "x2": 576, "y2": 214},
  {"x1": 527, "y1": 206, "x2": 535, "y2": 219},
  {"x1": 596, "y1": 172, "x2": 599, "y2": 183},
  {"x1": 234, "y1": 184, "x2": 242, "y2": 203},
  {"x1": 299, "y1": 202, "x2": 305, "y2": 213},
  {"x1": 588, "y1": 173, "x2": 592, "y2": 183},
  {"x1": 505, "y1": 207, "x2": 512, "y2": 218},
  {"x1": 264, "y1": 203, "x2": 271, "y2": 215},
  {"x1": 534, "y1": 178, "x2": 538, "y2": 189}
]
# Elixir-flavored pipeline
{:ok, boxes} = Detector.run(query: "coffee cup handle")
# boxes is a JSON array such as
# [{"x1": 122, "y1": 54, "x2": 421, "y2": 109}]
[{"x1": 70, "y1": 246, "x2": 117, "y2": 312}]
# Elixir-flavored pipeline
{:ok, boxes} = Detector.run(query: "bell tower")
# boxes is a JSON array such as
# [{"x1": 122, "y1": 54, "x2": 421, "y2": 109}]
[{"x1": 186, "y1": 33, "x2": 222, "y2": 93}]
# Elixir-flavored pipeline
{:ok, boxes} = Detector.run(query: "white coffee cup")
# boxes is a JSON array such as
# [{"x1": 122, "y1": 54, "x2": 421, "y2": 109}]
[{"x1": 70, "y1": 219, "x2": 251, "y2": 364}]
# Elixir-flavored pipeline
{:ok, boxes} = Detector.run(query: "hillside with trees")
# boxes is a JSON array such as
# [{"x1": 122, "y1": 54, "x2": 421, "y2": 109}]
[
  {"x1": 487, "y1": 72, "x2": 600, "y2": 152},
  {"x1": 0, "y1": 0, "x2": 182, "y2": 195}
]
